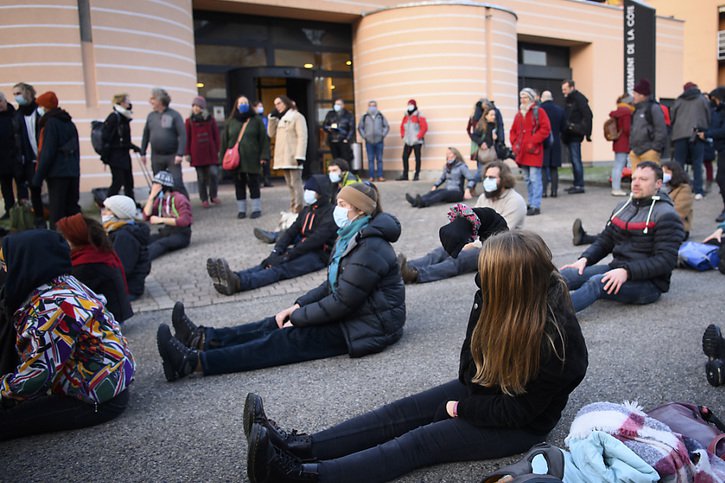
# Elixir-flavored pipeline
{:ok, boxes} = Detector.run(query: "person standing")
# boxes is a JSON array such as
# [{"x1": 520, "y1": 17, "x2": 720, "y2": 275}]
[
  {"x1": 609, "y1": 94, "x2": 635, "y2": 197},
  {"x1": 140, "y1": 87, "x2": 186, "y2": 189},
  {"x1": 185, "y1": 96, "x2": 220, "y2": 208},
  {"x1": 561, "y1": 80, "x2": 593, "y2": 194},
  {"x1": 0, "y1": 92, "x2": 22, "y2": 218},
  {"x1": 706, "y1": 88, "x2": 725, "y2": 222},
  {"x1": 629, "y1": 79, "x2": 667, "y2": 170},
  {"x1": 32, "y1": 91, "x2": 80, "y2": 229},
  {"x1": 398, "y1": 99, "x2": 427, "y2": 181},
  {"x1": 358, "y1": 100, "x2": 389, "y2": 182},
  {"x1": 11, "y1": 82, "x2": 44, "y2": 225},
  {"x1": 671, "y1": 81, "x2": 711, "y2": 199},
  {"x1": 323, "y1": 98, "x2": 354, "y2": 163},
  {"x1": 510, "y1": 88, "x2": 551, "y2": 216},
  {"x1": 102, "y1": 93, "x2": 139, "y2": 201},
  {"x1": 253, "y1": 100, "x2": 273, "y2": 187},
  {"x1": 539, "y1": 91, "x2": 566, "y2": 198},
  {"x1": 268, "y1": 95, "x2": 307, "y2": 214},
  {"x1": 221, "y1": 95, "x2": 269, "y2": 219}
]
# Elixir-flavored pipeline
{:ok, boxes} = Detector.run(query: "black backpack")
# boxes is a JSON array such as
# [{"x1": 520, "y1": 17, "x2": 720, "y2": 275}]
[{"x1": 90, "y1": 111, "x2": 121, "y2": 158}]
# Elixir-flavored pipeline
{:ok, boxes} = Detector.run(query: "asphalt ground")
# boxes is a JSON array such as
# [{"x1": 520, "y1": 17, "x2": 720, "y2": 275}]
[{"x1": 2, "y1": 172, "x2": 725, "y2": 482}]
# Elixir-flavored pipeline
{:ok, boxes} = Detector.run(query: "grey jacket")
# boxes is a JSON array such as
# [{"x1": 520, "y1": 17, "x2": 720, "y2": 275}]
[
  {"x1": 629, "y1": 100, "x2": 668, "y2": 155},
  {"x1": 358, "y1": 111, "x2": 390, "y2": 144},
  {"x1": 141, "y1": 107, "x2": 186, "y2": 156},
  {"x1": 434, "y1": 159, "x2": 476, "y2": 192},
  {"x1": 671, "y1": 88, "x2": 711, "y2": 141}
]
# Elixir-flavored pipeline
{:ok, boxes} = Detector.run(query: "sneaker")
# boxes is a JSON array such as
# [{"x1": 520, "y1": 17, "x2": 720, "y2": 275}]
[
  {"x1": 156, "y1": 324, "x2": 198, "y2": 382},
  {"x1": 202, "y1": 200, "x2": 210, "y2": 209},
  {"x1": 695, "y1": 193, "x2": 704, "y2": 200},
  {"x1": 567, "y1": 187, "x2": 585, "y2": 194},
  {"x1": 171, "y1": 302, "x2": 204, "y2": 349},
  {"x1": 572, "y1": 218, "x2": 584, "y2": 246},
  {"x1": 526, "y1": 207, "x2": 541, "y2": 216},
  {"x1": 247, "y1": 424, "x2": 319, "y2": 483},
  {"x1": 611, "y1": 190, "x2": 628, "y2": 197},
  {"x1": 703, "y1": 324, "x2": 725, "y2": 387},
  {"x1": 238, "y1": 212, "x2": 247, "y2": 219},
  {"x1": 254, "y1": 228, "x2": 278, "y2": 244}
]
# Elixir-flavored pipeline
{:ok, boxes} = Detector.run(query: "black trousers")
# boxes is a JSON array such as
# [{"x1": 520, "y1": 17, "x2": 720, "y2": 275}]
[
  {"x1": 108, "y1": 166, "x2": 135, "y2": 200},
  {"x1": 402, "y1": 144, "x2": 422, "y2": 177},
  {"x1": 18, "y1": 161, "x2": 43, "y2": 219},
  {"x1": 148, "y1": 228, "x2": 191, "y2": 261},
  {"x1": 0, "y1": 175, "x2": 16, "y2": 213},
  {"x1": 419, "y1": 189, "x2": 463, "y2": 207},
  {"x1": 717, "y1": 149, "x2": 725, "y2": 210},
  {"x1": 235, "y1": 172, "x2": 261, "y2": 200},
  {"x1": 47, "y1": 177, "x2": 80, "y2": 229},
  {"x1": 330, "y1": 142, "x2": 353, "y2": 162},
  {"x1": 0, "y1": 389, "x2": 129, "y2": 441}
]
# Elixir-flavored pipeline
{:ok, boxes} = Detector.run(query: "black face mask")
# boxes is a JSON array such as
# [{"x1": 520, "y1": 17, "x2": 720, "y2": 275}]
[{"x1": 127, "y1": 103, "x2": 133, "y2": 111}]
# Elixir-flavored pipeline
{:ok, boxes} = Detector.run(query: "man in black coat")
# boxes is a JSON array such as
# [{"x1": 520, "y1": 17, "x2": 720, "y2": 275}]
[
  {"x1": 540, "y1": 90, "x2": 567, "y2": 198},
  {"x1": 0, "y1": 93, "x2": 22, "y2": 218},
  {"x1": 561, "y1": 80, "x2": 593, "y2": 194},
  {"x1": 11, "y1": 82, "x2": 44, "y2": 225},
  {"x1": 207, "y1": 174, "x2": 338, "y2": 295},
  {"x1": 323, "y1": 98, "x2": 355, "y2": 163}
]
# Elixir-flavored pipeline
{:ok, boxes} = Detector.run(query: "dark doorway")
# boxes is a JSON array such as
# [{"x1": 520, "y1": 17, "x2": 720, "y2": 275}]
[{"x1": 517, "y1": 42, "x2": 572, "y2": 106}]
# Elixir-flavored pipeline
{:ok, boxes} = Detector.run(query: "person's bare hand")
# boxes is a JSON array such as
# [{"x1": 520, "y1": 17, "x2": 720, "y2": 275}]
[
  {"x1": 601, "y1": 268, "x2": 628, "y2": 295},
  {"x1": 149, "y1": 215, "x2": 163, "y2": 225},
  {"x1": 275, "y1": 304, "x2": 300, "y2": 328},
  {"x1": 560, "y1": 257, "x2": 587, "y2": 275},
  {"x1": 174, "y1": 155, "x2": 183, "y2": 165},
  {"x1": 704, "y1": 228, "x2": 723, "y2": 243}
]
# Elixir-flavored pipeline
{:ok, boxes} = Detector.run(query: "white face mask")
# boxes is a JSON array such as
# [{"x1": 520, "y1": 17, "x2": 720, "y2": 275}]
[
  {"x1": 483, "y1": 177, "x2": 498, "y2": 193},
  {"x1": 303, "y1": 189, "x2": 318, "y2": 205},
  {"x1": 36, "y1": 107, "x2": 45, "y2": 117},
  {"x1": 663, "y1": 173, "x2": 672, "y2": 184},
  {"x1": 333, "y1": 205, "x2": 351, "y2": 228},
  {"x1": 101, "y1": 214, "x2": 116, "y2": 224},
  {"x1": 328, "y1": 171, "x2": 342, "y2": 183},
  {"x1": 407, "y1": 104, "x2": 415, "y2": 113}
]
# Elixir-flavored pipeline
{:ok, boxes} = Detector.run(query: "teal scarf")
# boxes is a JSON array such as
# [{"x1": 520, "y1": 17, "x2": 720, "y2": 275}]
[{"x1": 328, "y1": 215, "x2": 371, "y2": 293}]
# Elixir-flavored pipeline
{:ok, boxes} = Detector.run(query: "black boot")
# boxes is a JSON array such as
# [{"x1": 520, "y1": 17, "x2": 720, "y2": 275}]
[
  {"x1": 207, "y1": 258, "x2": 242, "y2": 295},
  {"x1": 171, "y1": 302, "x2": 204, "y2": 349},
  {"x1": 156, "y1": 324, "x2": 199, "y2": 382},
  {"x1": 405, "y1": 193, "x2": 418, "y2": 207},
  {"x1": 248, "y1": 423, "x2": 319, "y2": 483},
  {"x1": 397, "y1": 254, "x2": 418, "y2": 284},
  {"x1": 572, "y1": 218, "x2": 585, "y2": 246},
  {"x1": 244, "y1": 393, "x2": 314, "y2": 461},
  {"x1": 415, "y1": 194, "x2": 424, "y2": 208},
  {"x1": 703, "y1": 324, "x2": 725, "y2": 387}
]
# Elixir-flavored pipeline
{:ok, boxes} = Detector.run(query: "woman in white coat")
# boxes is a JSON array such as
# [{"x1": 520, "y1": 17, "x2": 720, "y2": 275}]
[{"x1": 268, "y1": 96, "x2": 308, "y2": 214}]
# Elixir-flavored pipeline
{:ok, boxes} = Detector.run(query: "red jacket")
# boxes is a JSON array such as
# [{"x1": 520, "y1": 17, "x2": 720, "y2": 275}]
[
  {"x1": 609, "y1": 103, "x2": 634, "y2": 153},
  {"x1": 185, "y1": 116, "x2": 220, "y2": 167},
  {"x1": 510, "y1": 106, "x2": 551, "y2": 167},
  {"x1": 399, "y1": 112, "x2": 428, "y2": 143}
]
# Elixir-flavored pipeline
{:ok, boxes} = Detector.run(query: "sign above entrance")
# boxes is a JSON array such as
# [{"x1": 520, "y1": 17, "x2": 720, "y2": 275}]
[{"x1": 623, "y1": 0, "x2": 656, "y2": 96}]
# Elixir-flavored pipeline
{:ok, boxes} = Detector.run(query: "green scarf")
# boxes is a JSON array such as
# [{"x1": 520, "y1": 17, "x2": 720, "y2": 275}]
[{"x1": 328, "y1": 215, "x2": 370, "y2": 293}]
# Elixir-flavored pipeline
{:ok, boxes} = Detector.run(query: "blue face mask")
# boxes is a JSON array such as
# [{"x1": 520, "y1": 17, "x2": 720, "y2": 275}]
[
  {"x1": 368, "y1": 107, "x2": 377, "y2": 115},
  {"x1": 15, "y1": 95, "x2": 27, "y2": 106},
  {"x1": 333, "y1": 205, "x2": 351, "y2": 228},
  {"x1": 303, "y1": 189, "x2": 317, "y2": 205},
  {"x1": 36, "y1": 107, "x2": 45, "y2": 117},
  {"x1": 483, "y1": 177, "x2": 498, "y2": 192},
  {"x1": 256, "y1": 106, "x2": 264, "y2": 114},
  {"x1": 333, "y1": 104, "x2": 342, "y2": 112},
  {"x1": 663, "y1": 173, "x2": 672, "y2": 184},
  {"x1": 238, "y1": 103, "x2": 249, "y2": 114},
  {"x1": 328, "y1": 171, "x2": 342, "y2": 183}
]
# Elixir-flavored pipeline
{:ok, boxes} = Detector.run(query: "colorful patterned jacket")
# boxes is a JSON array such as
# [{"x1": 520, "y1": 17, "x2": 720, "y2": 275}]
[{"x1": 0, "y1": 275, "x2": 135, "y2": 404}]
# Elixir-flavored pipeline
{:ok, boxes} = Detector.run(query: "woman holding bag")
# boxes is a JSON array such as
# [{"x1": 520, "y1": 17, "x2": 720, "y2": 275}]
[{"x1": 220, "y1": 96, "x2": 270, "y2": 219}]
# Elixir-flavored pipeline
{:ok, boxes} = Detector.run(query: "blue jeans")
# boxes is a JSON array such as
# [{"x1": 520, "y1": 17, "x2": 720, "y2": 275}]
[
  {"x1": 611, "y1": 152, "x2": 628, "y2": 192},
  {"x1": 419, "y1": 189, "x2": 463, "y2": 207},
  {"x1": 567, "y1": 141, "x2": 584, "y2": 188},
  {"x1": 235, "y1": 251, "x2": 326, "y2": 291},
  {"x1": 674, "y1": 138, "x2": 705, "y2": 195},
  {"x1": 561, "y1": 264, "x2": 662, "y2": 312},
  {"x1": 200, "y1": 316, "x2": 348, "y2": 375},
  {"x1": 407, "y1": 246, "x2": 479, "y2": 283},
  {"x1": 313, "y1": 379, "x2": 544, "y2": 483},
  {"x1": 521, "y1": 166, "x2": 543, "y2": 209},
  {"x1": 366, "y1": 142, "x2": 384, "y2": 179}
]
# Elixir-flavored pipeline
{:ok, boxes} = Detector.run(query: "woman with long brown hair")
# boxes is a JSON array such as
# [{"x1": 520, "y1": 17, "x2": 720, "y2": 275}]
[{"x1": 243, "y1": 229, "x2": 588, "y2": 483}]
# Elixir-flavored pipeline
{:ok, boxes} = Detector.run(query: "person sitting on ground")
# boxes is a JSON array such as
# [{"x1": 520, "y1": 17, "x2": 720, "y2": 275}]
[
  {"x1": 143, "y1": 170, "x2": 193, "y2": 261},
  {"x1": 405, "y1": 147, "x2": 475, "y2": 208},
  {"x1": 703, "y1": 221, "x2": 725, "y2": 274},
  {"x1": 102, "y1": 195, "x2": 151, "y2": 301},
  {"x1": 560, "y1": 162, "x2": 685, "y2": 313},
  {"x1": 398, "y1": 161, "x2": 525, "y2": 284},
  {"x1": 56, "y1": 213, "x2": 132, "y2": 323},
  {"x1": 0, "y1": 230, "x2": 135, "y2": 440},
  {"x1": 207, "y1": 174, "x2": 337, "y2": 295},
  {"x1": 242, "y1": 230, "x2": 588, "y2": 483},
  {"x1": 157, "y1": 182, "x2": 404, "y2": 381},
  {"x1": 661, "y1": 161, "x2": 693, "y2": 241},
  {"x1": 253, "y1": 158, "x2": 360, "y2": 244}
]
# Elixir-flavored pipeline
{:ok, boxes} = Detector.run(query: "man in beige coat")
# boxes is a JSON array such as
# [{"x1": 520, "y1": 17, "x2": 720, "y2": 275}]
[{"x1": 268, "y1": 95, "x2": 307, "y2": 213}]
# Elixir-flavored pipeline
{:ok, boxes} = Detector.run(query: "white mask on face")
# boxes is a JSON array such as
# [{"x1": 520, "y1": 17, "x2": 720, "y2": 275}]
[
  {"x1": 101, "y1": 214, "x2": 116, "y2": 224},
  {"x1": 328, "y1": 171, "x2": 342, "y2": 183},
  {"x1": 36, "y1": 107, "x2": 45, "y2": 117},
  {"x1": 303, "y1": 189, "x2": 318, "y2": 205},
  {"x1": 663, "y1": 173, "x2": 672, "y2": 184},
  {"x1": 483, "y1": 177, "x2": 498, "y2": 192},
  {"x1": 333, "y1": 205, "x2": 351, "y2": 228}
]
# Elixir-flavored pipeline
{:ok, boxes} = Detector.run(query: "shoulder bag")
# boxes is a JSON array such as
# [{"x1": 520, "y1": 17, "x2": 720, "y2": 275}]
[{"x1": 222, "y1": 120, "x2": 248, "y2": 170}]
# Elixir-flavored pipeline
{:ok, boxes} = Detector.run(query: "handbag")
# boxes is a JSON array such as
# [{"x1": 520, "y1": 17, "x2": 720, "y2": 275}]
[
  {"x1": 678, "y1": 241, "x2": 720, "y2": 271},
  {"x1": 476, "y1": 145, "x2": 498, "y2": 164},
  {"x1": 222, "y1": 120, "x2": 248, "y2": 171},
  {"x1": 648, "y1": 402, "x2": 725, "y2": 458}
]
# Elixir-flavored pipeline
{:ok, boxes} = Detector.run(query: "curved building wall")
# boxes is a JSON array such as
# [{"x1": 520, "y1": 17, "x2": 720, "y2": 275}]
[
  {"x1": 353, "y1": 3, "x2": 518, "y2": 172},
  {"x1": 0, "y1": 0, "x2": 197, "y2": 192}
]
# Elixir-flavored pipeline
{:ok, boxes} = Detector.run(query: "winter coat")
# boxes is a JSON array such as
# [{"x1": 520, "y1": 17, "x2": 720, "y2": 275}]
[
  {"x1": 706, "y1": 102, "x2": 725, "y2": 153},
  {"x1": 563, "y1": 89, "x2": 593, "y2": 143},
  {"x1": 323, "y1": 108, "x2": 355, "y2": 144},
  {"x1": 629, "y1": 100, "x2": 668, "y2": 155},
  {"x1": 541, "y1": 100, "x2": 566, "y2": 168},
  {"x1": 140, "y1": 107, "x2": 186, "y2": 156},
  {"x1": 670, "y1": 88, "x2": 711, "y2": 141},
  {"x1": 609, "y1": 103, "x2": 634, "y2": 154},
  {"x1": 457, "y1": 273, "x2": 588, "y2": 433},
  {"x1": 101, "y1": 109, "x2": 134, "y2": 169},
  {"x1": 185, "y1": 114, "x2": 220, "y2": 167},
  {"x1": 12, "y1": 102, "x2": 39, "y2": 165},
  {"x1": 0, "y1": 104, "x2": 20, "y2": 176},
  {"x1": 291, "y1": 212, "x2": 405, "y2": 358},
  {"x1": 581, "y1": 192, "x2": 685, "y2": 293},
  {"x1": 467, "y1": 103, "x2": 506, "y2": 146},
  {"x1": 268, "y1": 109, "x2": 307, "y2": 170},
  {"x1": 510, "y1": 106, "x2": 551, "y2": 168},
  {"x1": 400, "y1": 110, "x2": 428, "y2": 146},
  {"x1": 72, "y1": 262, "x2": 133, "y2": 323},
  {"x1": 667, "y1": 183, "x2": 693, "y2": 233},
  {"x1": 274, "y1": 175, "x2": 337, "y2": 263},
  {"x1": 146, "y1": 191, "x2": 193, "y2": 229},
  {"x1": 358, "y1": 111, "x2": 390, "y2": 144},
  {"x1": 33, "y1": 109, "x2": 80, "y2": 186},
  {"x1": 220, "y1": 114, "x2": 270, "y2": 174},
  {"x1": 108, "y1": 222, "x2": 151, "y2": 298},
  {"x1": 434, "y1": 159, "x2": 476, "y2": 192}
]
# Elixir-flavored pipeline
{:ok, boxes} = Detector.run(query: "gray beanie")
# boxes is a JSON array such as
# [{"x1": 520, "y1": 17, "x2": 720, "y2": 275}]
[
  {"x1": 152, "y1": 170, "x2": 174, "y2": 188},
  {"x1": 519, "y1": 88, "x2": 537, "y2": 102},
  {"x1": 103, "y1": 195, "x2": 137, "y2": 220}
]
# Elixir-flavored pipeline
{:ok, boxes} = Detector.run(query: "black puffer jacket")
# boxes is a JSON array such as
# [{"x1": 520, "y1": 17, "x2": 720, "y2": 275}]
[
  {"x1": 33, "y1": 109, "x2": 80, "y2": 185},
  {"x1": 581, "y1": 191, "x2": 685, "y2": 293},
  {"x1": 563, "y1": 89, "x2": 593, "y2": 143},
  {"x1": 109, "y1": 223, "x2": 151, "y2": 297},
  {"x1": 457, "y1": 273, "x2": 588, "y2": 433},
  {"x1": 275, "y1": 174, "x2": 338, "y2": 263},
  {"x1": 101, "y1": 110, "x2": 135, "y2": 169},
  {"x1": 292, "y1": 212, "x2": 405, "y2": 357}
]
